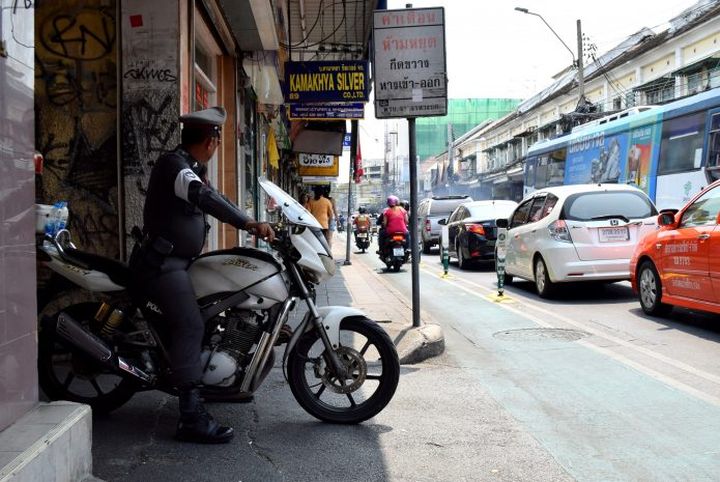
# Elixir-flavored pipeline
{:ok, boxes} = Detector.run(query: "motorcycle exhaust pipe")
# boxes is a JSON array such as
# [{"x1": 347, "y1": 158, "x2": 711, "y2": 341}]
[{"x1": 56, "y1": 312, "x2": 152, "y2": 384}]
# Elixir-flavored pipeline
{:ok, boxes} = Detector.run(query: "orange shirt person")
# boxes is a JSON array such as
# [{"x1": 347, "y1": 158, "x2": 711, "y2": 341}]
[{"x1": 305, "y1": 186, "x2": 334, "y2": 243}]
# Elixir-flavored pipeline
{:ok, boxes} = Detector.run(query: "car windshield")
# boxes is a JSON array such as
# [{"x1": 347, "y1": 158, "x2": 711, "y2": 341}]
[
  {"x1": 467, "y1": 203, "x2": 516, "y2": 220},
  {"x1": 562, "y1": 191, "x2": 657, "y2": 221}
]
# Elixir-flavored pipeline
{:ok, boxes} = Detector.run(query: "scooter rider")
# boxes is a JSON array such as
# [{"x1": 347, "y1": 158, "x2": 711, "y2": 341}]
[
  {"x1": 129, "y1": 106, "x2": 275, "y2": 444},
  {"x1": 378, "y1": 195, "x2": 408, "y2": 254},
  {"x1": 353, "y1": 206, "x2": 371, "y2": 241}
]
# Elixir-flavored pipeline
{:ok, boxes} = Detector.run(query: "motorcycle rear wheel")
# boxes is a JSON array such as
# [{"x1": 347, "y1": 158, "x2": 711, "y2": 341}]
[
  {"x1": 38, "y1": 302, "x2": 137, "y2": 414},
  {"x1": 287, "y1": 317, "x2": 400, "y2": 424}
]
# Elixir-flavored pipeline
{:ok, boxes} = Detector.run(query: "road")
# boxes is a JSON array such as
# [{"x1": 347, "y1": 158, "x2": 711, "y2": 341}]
[
  {"x1": 92, "y1": 235, "x2": 720, "y2": 481},
  {"x1": 366, "y1": 241, "x2": 720, "y2": 481}
]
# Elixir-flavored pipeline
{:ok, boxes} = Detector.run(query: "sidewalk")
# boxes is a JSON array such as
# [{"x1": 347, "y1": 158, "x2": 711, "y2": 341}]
[{"x1": 300, "y1": 232, "x2": 445, "y2": 364}]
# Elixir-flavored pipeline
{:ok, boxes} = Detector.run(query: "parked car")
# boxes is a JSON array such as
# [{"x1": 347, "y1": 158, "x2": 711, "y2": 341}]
[
  {"x1": 630, "y1": 179, "x2": 720, "y2": 317},
  {"x1": 439, "y1": 200, "x2": 518, "y2": 269},
  {"x1": 496, "y1": 184, "x2": 658, "y2": 298},
  {"x1": 417, "y1": 195, "x2": 473, "y2": 253}
]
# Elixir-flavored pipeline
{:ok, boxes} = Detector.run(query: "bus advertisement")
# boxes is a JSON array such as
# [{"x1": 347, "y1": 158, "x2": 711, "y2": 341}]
[{"x1": 524, "y1": 88, "x2": 720, "y2": 210}]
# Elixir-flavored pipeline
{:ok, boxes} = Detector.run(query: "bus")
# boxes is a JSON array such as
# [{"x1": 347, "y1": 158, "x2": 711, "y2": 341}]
[{"x1": 524, "y1": 87, "x2": 720, "y2": 210}]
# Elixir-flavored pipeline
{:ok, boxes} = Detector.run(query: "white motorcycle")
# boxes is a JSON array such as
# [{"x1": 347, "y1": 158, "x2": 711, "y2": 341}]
[{"x1": 37, "y1": 178, "x2": 400, "y2": 424}]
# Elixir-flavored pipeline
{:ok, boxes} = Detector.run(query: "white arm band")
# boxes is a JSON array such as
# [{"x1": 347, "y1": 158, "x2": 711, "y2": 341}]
[{"x1": 174, "y1": 168, "x2": 202, "y2": 202}]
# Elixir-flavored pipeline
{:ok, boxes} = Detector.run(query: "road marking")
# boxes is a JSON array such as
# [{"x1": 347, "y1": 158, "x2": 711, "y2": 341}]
[{"x1": 420, "y1": 266, "x2": 720, "y2": 403}]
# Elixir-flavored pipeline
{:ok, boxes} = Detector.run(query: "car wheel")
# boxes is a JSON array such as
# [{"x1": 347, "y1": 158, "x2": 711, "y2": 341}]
[
  {"x1": 534, "y1": 257, "x2": 556, "y2": 298},
  {"x1": 457, "y1": 242, "x2": 469, "y2": 269},
  {"x1": 422, "y1": 240, "x2": 432, "y2": 254},
  {"x1": 638, "y1": 261, "x2": 673, "y2": 316}
]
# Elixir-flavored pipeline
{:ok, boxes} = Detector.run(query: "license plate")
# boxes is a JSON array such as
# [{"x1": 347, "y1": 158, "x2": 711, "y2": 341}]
[
  {"x1": 358, "y1": 233, "x2": 368, "y2": 238},
  {"x1": 393, "y1": 247, "x2": 404, "y2": 256},
  {"x1": 599, "y1": 226, "x2": 629, "y2": 242}
]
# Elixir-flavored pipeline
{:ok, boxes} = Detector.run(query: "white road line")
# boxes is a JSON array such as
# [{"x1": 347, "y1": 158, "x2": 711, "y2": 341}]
[{"x1": 421, "y1": 266, "x2": 720, "y2": 395}]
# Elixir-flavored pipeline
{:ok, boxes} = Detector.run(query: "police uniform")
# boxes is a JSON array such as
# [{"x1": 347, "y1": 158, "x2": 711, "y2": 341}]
[{"x1": 129, "y1": 108, "x2": 251, "y2": 443}]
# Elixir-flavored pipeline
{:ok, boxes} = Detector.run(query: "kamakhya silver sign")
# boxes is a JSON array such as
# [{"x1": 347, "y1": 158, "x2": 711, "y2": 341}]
[{"x1": 372, "y1": 7, "x2": 447, "y2": 119}]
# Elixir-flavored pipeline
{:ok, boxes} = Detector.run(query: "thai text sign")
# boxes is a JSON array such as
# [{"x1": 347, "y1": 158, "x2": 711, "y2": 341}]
[
  {"x1": 289, "y1": 103, "x2": 364, "y2": 120},
  {"x1": 285, "y1": 61, "x2": 369, "y2": 103},
  {"x1": 298, "y1": 153, "x2": 339, "y2": 177},
  {"x1": 373, "y1": 7, "x2": 447, "y2": 118}
]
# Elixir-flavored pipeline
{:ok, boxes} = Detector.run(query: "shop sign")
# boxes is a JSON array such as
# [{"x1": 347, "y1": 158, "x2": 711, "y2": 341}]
[
  {"x1": 372, "y1": 7, "x2": 447, "y2": 118},
  {"x1": 289, "y1": 102, "x2": 364, "y2": 120},
  {"x1": 298, "y1": 153, "x2": 339, "y2": 177},
  {"x1": 285, "y1": 61, "x2": 369, "y2": 103}
]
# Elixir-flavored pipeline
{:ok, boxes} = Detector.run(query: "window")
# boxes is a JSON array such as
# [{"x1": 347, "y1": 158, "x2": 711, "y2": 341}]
[
  {"x1": 562, "y1": 191, "x2": 657, "y2": 221},
  {"x1": 534, "y1": 149, "x2": 566, "y2": 190},
  {"x1": 527, "y1": 195, "x2": 547, "y2": 223},
  {"x1": 680, "y1": 185, "x2": 720, "y2": 227},
  {"x1": 525, "y1": 156, "x2": 537, "y2": 188},
  {"x1": 707, "y1": 113, "x2": 720, "y2": 170},
  {"x1": 541, "y1": 194, "x2": 558, "y2": 219},
  {"x1": 658, "y1": 112, "x2": 705, "y2": 174},
  {"x1": 509, "y1": 200, "x2": 533, "y2": 228}
]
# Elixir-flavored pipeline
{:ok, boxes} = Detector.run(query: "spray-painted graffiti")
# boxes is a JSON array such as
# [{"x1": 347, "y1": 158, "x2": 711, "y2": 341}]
[
  {"x1": 123, "y1": 62, "x2": 177, "y2": 82},
  {"x1": 35, "y1": 1, "x2": 119, "y2": 258}
]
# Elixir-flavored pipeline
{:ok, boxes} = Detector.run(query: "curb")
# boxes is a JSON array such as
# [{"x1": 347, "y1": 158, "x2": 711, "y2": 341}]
[{"x1": 332, "y1": 234, "x2": 446, "y2": 365}]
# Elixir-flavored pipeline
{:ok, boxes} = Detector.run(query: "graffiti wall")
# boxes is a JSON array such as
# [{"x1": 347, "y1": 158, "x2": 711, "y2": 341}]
[
  {"x1": 121, "y1": 0, "x2": 180, "y2": 255},
  {"x1": 35, "y1": 0, "x2": 119, "y2": 257}
]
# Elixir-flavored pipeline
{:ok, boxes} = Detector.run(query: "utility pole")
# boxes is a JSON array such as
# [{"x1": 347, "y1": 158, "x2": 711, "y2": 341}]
[{"x1": 576, "y1": 19, "x2": 585, "y2": 106}]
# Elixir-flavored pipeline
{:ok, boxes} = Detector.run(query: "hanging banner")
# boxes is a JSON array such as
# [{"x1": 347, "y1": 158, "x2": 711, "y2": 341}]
[
  {"x1": 372, "y1": 7, "x2": 447, "y2": 119},
  {"x1": 285, "y1": 61, "x2": 369, "y2": 103},
  {"x1": 298, "y1": 153, "x2": 339, "y2": 177},
  {"x1": 289, "y1": 102, "x2": 364, "y2": 120}
]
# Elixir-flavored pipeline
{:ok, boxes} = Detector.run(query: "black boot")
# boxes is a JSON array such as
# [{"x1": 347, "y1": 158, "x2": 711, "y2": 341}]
[{"x1": 175, "y1": 387, "x2": 234, "y2": 444}]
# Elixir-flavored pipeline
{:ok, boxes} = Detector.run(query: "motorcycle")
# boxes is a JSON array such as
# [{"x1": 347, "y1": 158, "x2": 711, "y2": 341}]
[
  {"x1": 379, "y1": 232, "x2": 409, "y2": 272},
  {"x1": 354, "y1": 226, "x2": 371, "y2": 253},
  {"x1": 37, "y1": 178, "x2": 400, "y2": 424}
]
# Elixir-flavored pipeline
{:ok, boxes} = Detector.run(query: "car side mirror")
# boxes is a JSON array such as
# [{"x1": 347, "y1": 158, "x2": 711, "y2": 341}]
[
  {"x1": 438, "y1": 218, "x2": 447, "y2": 225},
  {"x1": 495, "y1": 218, "x2": 509, "y2": 228},
  {"x1": 657, "y1": 211, "x2": 676, "y2": 227}
]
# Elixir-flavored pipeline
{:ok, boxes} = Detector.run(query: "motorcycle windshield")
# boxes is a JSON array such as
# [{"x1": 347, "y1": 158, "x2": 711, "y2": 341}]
[{"x1": 259, "y1": 177, "x2": 322, "y2": 229}]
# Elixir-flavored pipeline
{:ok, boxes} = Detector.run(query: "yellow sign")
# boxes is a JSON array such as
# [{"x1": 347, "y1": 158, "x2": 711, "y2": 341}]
[{"x1": 297, "y1": 153, "x2": 339, "y2": 177}]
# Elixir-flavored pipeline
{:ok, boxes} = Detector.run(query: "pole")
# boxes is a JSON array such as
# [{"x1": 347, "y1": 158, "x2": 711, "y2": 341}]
[
  {"x1": 408, "y1": 118, "x2": 421, "y2": 327},
  {"x1": 345, "y1": 120, "x2": 358, "y2": 265},
  {"x1": 576, "y1": 19, "x2": 585, "y2": 105}
]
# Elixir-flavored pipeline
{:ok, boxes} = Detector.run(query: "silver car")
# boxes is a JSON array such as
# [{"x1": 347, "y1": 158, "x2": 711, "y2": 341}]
[{"x1": 498, "y1": 184, "x2": 658, "y2": 298}]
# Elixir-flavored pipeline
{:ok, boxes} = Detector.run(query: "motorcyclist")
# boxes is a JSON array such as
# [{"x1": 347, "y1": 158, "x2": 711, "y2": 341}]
[
  {"x1": 129, "y1": 106, "x2": 275, "y2": 444},
  {"x1": 378, "y1": 195, "x2": 408, "y2": 254},
  {"x1": 353, "y1": 207, "x2": 371, "y2": 241}
]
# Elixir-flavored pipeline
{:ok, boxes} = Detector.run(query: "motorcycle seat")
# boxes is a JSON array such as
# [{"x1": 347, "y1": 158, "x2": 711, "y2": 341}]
[{"x1": 63, "y1": 247, "x2": 131, "y2": 287}]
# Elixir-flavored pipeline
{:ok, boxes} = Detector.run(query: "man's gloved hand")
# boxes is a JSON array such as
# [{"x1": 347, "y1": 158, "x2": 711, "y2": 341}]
[{"x1": 246, "y1": 221, "x2": 275, "y2": 243}]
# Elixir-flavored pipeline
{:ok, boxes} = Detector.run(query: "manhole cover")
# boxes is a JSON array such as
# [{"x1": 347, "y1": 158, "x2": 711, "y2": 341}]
[{"x1": 493, "y1": 328, "x2": 590, "y2": 342}]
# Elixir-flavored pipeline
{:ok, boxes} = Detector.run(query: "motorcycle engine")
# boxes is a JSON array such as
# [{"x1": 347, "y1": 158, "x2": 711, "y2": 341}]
[{"x1": 200, "y1": 309, "x2": 261, "y2": 387}]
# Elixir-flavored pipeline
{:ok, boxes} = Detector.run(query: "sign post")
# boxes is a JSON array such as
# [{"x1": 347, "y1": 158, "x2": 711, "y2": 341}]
[
  {"x1": 373, "y1": 7, "x2": 447, "y2": 328},
  {"x1": 495, "y1": 227, "x2": 508, "y2": 297}
]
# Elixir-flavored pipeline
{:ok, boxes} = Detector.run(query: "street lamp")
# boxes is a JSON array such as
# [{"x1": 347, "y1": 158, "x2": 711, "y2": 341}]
[
  {"x1": 514, "y1": 7, "x2": 575, "y2": 67},
  {"x1": 514, "y1": 6, "x2": 585, "y2": 103}
]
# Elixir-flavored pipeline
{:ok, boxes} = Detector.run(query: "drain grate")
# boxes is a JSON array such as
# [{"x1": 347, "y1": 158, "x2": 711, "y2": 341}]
[{"x1": 493, "y1": 327, "x2": 590, "y2": 342}]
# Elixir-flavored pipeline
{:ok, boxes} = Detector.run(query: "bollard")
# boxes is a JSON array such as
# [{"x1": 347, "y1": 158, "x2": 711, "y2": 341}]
[
  {"x1": 440, "y1": 224, "x2": 450, "y2": 278},
  {"x1": 441, "y1": 245, "x2": 450, "y2": 277}
]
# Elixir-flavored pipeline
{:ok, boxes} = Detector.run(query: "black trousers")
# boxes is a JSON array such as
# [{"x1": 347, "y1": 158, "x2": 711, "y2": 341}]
[{"x1": 130, "y1": 248, "x2": 204, "y2": 386}]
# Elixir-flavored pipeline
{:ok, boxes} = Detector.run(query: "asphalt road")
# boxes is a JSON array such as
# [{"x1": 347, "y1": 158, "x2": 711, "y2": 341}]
[{"x1": 92, "y1": 237, "x2": 720, "y2": 481}]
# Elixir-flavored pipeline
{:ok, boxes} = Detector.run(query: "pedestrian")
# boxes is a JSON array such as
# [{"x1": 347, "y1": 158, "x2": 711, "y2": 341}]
[
  {"x1": 129, "y1": 106, "x2": 275, "y2": 444},
  {"x1": 305, "y1": 185, "x2": 334, "y2": 245},
  {"x1": 325, "y1": 186, "x2": 338, "y2": 248}
]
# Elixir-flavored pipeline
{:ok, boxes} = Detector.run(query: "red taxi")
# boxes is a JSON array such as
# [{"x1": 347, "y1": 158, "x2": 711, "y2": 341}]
[{"x1": 630, "y1": 179, "x2": 720, "y2": 316}]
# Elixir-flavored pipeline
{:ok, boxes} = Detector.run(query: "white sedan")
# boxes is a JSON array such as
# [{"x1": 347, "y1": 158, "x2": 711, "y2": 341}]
[{"x1": 497, "y1": 184, "x2": 658, "y2": 298}]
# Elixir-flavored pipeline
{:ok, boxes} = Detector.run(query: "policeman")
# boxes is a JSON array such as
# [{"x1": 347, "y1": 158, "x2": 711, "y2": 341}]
[{"x1": 130, "y1": 106, "x2": 274, "y2": 444}]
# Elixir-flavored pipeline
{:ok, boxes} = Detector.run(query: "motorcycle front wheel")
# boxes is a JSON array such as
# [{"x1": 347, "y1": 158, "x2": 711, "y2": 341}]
[{"x1": 287, "y1": 317, "x2": 400, "y2": 424}]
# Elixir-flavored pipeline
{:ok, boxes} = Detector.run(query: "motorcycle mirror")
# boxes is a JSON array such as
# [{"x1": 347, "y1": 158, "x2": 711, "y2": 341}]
[
  {"x1": 438, "y1": 218, "x2": 447, "y2": 225},
  {"x1": 495, "y1": 218, "x2": 509, "y2": 228}
]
